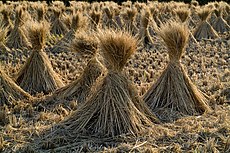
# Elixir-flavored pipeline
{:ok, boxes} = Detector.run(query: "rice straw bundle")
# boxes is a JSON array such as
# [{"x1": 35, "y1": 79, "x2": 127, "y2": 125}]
[
  {"x1": 0, "y1": 66, "x2": 31, "y2": 106},
  {"x1": 144, "y1": 21, "x2": 211, "y2": 122},
  {"x1": 114, "y1": 7, "x2": 123, "y2": 29},
  {"x1": 193, "y1": 7, "x2": 219, "y2": 40},
  {"x1": 175, "y1": 8, "x2": 191, "y2": 23},
  {"x1": 139, "y1": 9, "x2": 154, "y2": 46},
  {"x1": 103, "y1": 7, "x2": 116, "y2": 28},
  {"x1": 6, "y1": 6, "x2": 31, "y2": 49},
  {"x1": 15, "y1": 21, "x2": 64, "y2": 95},
  {"x1": 46, "y1": 32, "x2": 104, "y2": 106},
  {"x1": 63, "y1": 14, "x2": 72, "y2": 29},
  {"x1": 150, "y1": 7, "x2": 162, "y2": 28},
  {"x1": 50, "y1": 8, "x2": 68, "y2": 35},
  {"x1": 39, "y1": 30, "x2": 157, "y2": 150},
  {"x1": 212, "y1": 8, "x2": 230, "y2": 34},
  {"x1": 0, "y1": 5, "x2": 13, "y2": 30},
  {"x1": 90, "y1": 10, "x2": 101, "y2": 31},
  {"x1": 36, "y1": 4, "x2": 47, "y2": 22},
  {"x1": 123, "y1": 7, "x2": 138, "y2": 35},
  {"x1": 50, "y1": 12, "x2": 87, "y2": 54}
]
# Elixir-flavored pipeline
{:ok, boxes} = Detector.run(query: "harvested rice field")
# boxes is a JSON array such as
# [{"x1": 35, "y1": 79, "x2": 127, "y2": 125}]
[{"x1": 0, "y1": 1, "x2": 229, "y2": 153}]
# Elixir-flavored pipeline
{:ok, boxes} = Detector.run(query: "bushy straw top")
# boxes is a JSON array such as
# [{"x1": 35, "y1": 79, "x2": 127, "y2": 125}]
[
  {"x1": 175, "y1": 8, "x2": 190, "y2": 23},
  {"x1": 28, "y1": 21, "x2": 49, "y2": 50},
  {"x1": 98, "y1": 30, "x2": 137, "y2": 71},
  {"x1": 158, "y1": 21, "x2": 189, "y2": 61},
  {"x1": 197, "y1": 7, "x2": 213, "y2": 21},
  {"x1": 70, "y1": 32, "x2": 98, "y2": 56}
]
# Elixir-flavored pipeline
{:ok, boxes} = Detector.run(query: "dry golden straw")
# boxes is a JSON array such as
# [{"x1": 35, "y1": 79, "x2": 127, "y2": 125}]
[
  {"x1": 139, "y1": 9, "x2": 154, "y2": 46},
  {"x1": 123, "y1": 7, "x2": 138, "y2": 35},
  {"x1": 175, "y1": 8, "x2": 191, "y2": 23},
  {"x1": 15, "y1": 21, "x2": 64, "y2": 95},
  {"x1": 50, "y1": 8, "x2": 68, "y2": 35},
  {"x1": 0, "y1": 5, "x2": 13, "y2": 30},
  {"x1": 6, "y1": 6, "x2": 31, "y2": 49},
  {"x1": 90, "y1": 10, "x2": 101, "y2": 31},
  {"x1": 0, "y1": 25, "x2": 9, "y2": 51},
  {"x1": 45, "y1": 32, "x2": 104, "y2": 106},
  {"x1": 144, "y1": 21, "x2": 211, "y2": 122},
  {"x1": 211, "y1": 8, "x2": 230, "y2": 34},
  {"x1": 193, "y1": 7, "x2": 219, "y2": 40},
  {"x1": 50, "y1": 12, "x2": 87, "y2": 53},
  {"x1": 0, "y1": 66, "x2": 31, "y2": 106},
  {"x1": 36, "y1": 30, "x2": 158, "y2": 151}
]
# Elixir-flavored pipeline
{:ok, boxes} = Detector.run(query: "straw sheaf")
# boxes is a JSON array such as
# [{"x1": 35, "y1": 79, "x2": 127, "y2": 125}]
[
  {"x1": 104, "y1": 7, "x2": 114, "y2": 19},
  {"x1": 37, "y1": 4, "x2": 47, "y2": 22},
  {"x1": 15, "y1": 6, "x2": 26, "y2": 26},
  {"x1": 16, "y1": 50, "x2": 64, "y2": 95},
  {"x1": 98, "y1": 30, "x2": 137, "y2": 71},
  {"x1": 71, "y1": 12, "x2": 87, "y2": 30},
  {"x1": 157, "y1": 21, "x2": 189, "y2": 61},
  {"x1": 141, "y1": 10, "x2": 151, "y2": 28},
  {"x1": 1, "y1": 6, "x2": 11, "y2": 18},
  {"x1": 71, "y1": 32, "x2": 98, "y2": 57},
  {"x1": 90, "y1": 10, "x2": 101, "y2": 26},
  {"x1": 49, "y1": 57, "x2": 104, "y2": 104},
  {"x1": 28, "y1": 21, "x2": 49, "y2": 50},
  {"x1": 150, "y1": 6, "x2": 158, "y2": 16},
  {"x1": 126, "y1": 7, "x2": 137, "y2": 21},
  {"x1": 197, "y1": 7, "x2": 213, "y2": 21},
  {"x1": 175, "y1": 8, "x2": 191, "y2": 23}
]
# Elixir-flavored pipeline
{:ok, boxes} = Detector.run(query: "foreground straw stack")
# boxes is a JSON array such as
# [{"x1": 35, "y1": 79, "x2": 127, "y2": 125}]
[
  {"x1": 144, "y1": 21, "x2": 211, "y2": 122},
  {"x1": 15, "y1": 22, "x2": 64, "y2": 95},
  {"x1": 36, "y1": 30, "x2": 157, "y2": 151}
]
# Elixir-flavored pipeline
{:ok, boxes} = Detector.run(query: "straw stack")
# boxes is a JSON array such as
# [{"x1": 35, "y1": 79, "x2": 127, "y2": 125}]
[
  {"x1": 144, "y1": 21, "x2": 211, "y2": 122},
  {"x1": 193, "y1": 7, "x2": 219, "y2": 40},
  {"x1": 45, "y1": 32, "x2": 104, "y2": 106},
  {"x1": 15, "y1": 21, "x2": 64, "y2": 95},
  {"x1": 6, "y1": 6, "x2": 31, "y2": 49},
  {"x1": 212, "y1": 8, "x2": 230, "y2": 34},
  {"x1": 38, "y1": 30, "x2": 157, "y2": 151}
]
